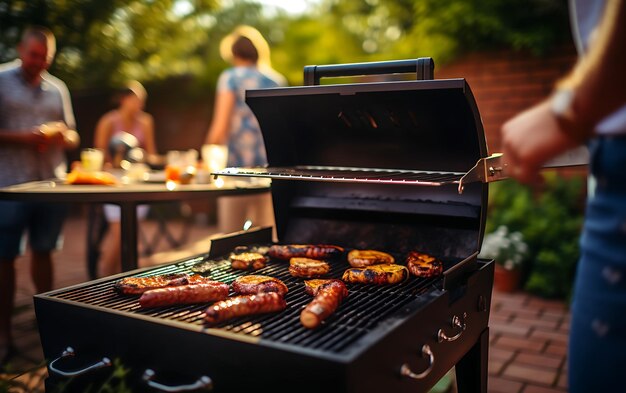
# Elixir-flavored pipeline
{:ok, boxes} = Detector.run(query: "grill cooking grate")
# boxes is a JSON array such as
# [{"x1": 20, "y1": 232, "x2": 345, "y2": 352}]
[
  {"x1": 51, "y1": 252, "x2": 453, "y2": 355},
  {"x1": 215, "y1": 166, "x2": 464, "y2": 186}
]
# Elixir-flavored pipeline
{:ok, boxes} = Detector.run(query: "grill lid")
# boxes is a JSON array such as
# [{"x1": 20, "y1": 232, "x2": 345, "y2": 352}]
[{"x1": 223, "y1": 59, "x2": 489, "y2": 257}]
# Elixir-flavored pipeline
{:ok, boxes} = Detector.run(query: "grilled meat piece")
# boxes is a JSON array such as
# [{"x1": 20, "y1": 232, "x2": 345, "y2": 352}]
[
  {"x1": 231, "y1": 275, "x2": 289, "y2": 296},
  {"x1": 347, "y1": 249, "x2": 395, "y2": 268},
  {"x1": 204, "y1": 292, "x2": 286, "y2": 325},
  {"x1": 190, "y1": 259, "x2": 223, "y2": 275},
  {"x1": 406, "y1": 251, "x2": 443, "y2": 278},
  {"x1": 139, "y1": 282, "x2": 229, "y2": 308},
  {"x1": 114, "y1": 274, "x2": 212, "y2": 295},
  {"x1": 301, "y1": 279, "x2": 348, "y2": 329},
  {"x1": 230, "y1": 252, "x2": 268, "y2": 270},
  {"x1": 342, "y1": 264, "x2": 408, "y2": 285},
  {"x1": 268, "y1": 244, "x2": 344, "y2": 260},
  {"x1": 233, "y1": 245, "x2": 270, "y2": 255},
  {"x1": 303, "y1": 279, "x2": 330, "y2": 296},
  {"x1": 288, "y1": 258, "x2": 330, "y2": 278}
]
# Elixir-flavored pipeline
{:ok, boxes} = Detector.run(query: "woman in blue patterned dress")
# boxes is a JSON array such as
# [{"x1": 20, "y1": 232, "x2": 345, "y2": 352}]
[{"x1": 205, "y1": 26, "x2": 286, "y2": 233}]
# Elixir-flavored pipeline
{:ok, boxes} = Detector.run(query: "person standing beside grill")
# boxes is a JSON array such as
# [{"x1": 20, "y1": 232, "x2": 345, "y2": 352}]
[
  {"x1": 0, "y1": 26, "x2": 79, "y2": 365},
  {"x1": 204, "y1": 26, "x2": 286, "y2": 234},
  {"x1": 501, "y1": 0, "x2": 626, "y2": 391},
  {"x1": 93, "y1": 81, "x2": 157, "y2": 277}
]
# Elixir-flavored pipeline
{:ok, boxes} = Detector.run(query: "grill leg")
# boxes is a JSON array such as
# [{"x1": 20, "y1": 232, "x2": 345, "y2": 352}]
[{"x1": 456, "y1": 327, "x2": 488, "y2": 393}]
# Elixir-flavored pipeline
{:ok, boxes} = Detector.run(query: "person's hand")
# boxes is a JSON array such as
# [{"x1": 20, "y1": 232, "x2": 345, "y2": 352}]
[
  {"x1": 25, "y1": 128, "x2": 52, "y2": 150},
  {"x1": 501, "y1": 100, "x2": 580, "y2": 184}
]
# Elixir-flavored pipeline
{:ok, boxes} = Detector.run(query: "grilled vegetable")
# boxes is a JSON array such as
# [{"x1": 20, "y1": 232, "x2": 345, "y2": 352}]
[
  {"x1": 303, "y1": 279, "x2": 330, "y2": 296},
  {"x1": 288, "y1": 258, "x2": 330, "y2": 278},
  {"x1": 114, "y1": 274, "x2": 212, "y2": 295},
  {"x1": 342, "y1": 264, "x2": 408, "y2": 285},
  {"x1": 230, "y1": 252, "x2": 268, "y2": 270},
  {"x1": 406, "y1": 251, "x2": 443, "y2": 278},
  {"x1": 204, "y1": 292, "x2": 286, "y2": 325},
  {"x1": 347, "y1": 249, "x2": 395, "y2": 268},
  {"x1": 268, "y1": 244, "x2": 344, "y2": 260},
  {"x1": 139, "y1": 282, "x2": 229, "y2": 308},
  {"x1": 231, "y1": 275, "x2": 289, "y2": 296},
  {"x1": 301, "y1": 279, "x2": 348, "y2": 329}
]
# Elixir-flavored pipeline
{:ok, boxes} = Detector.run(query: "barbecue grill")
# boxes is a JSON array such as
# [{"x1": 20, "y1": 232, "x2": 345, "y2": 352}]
[{"x1": 35, "y1": 58, "x2": 494, "y2": 392}]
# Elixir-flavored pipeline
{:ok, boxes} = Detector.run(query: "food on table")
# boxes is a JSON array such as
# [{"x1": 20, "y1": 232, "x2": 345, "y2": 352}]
[
  {"x1": 268, "y1": 244, "x2": 344, "y2": 260},
  {"x1": 231, "y1": 275, "x2": 288, "y2": 296},
  {"x1": 204, "y1": 292, "x2": 286, "y2": 325},
  {"x1": 406, "y1": 251, "x2": 444, "y2": 278},
  {"x1": 301, "y1": 279, "x2": 348, "y2": 329},
  {"x1": 66, "y1": 169, "x2": 118, "y2": 185},
  {"x1": 230, "y1": 252, "x2": 268, "y2": 270},
  {"x1": 288, "y1": 258, "x2": 330, "y2": 278},
  {"x1": 342, "y1": 264, "x2": 409, "y2": 285},
  {"x1": 347, "y1": 249, "x2": 395, "y2": 268},
  {"x1": 114, "y1": 273, "x2": 213, "y2": 295},
  {"x1": 139, "y1": 282, "x2": 229, "y2": 308}
]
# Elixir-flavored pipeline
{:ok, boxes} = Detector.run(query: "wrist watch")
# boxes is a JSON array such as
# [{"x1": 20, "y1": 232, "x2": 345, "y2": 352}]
[
  {"x1": 551, "y1": 88, "x2": 576, "y2": 123},
  {"x1": 550, "y1": 87, "x2": 590, "y2": 142}
]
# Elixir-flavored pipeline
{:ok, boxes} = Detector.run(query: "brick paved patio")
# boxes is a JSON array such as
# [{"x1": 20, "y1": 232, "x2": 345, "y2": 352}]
[{"x1": 1, "y1": 216, "x2": 570, "y2": 392}]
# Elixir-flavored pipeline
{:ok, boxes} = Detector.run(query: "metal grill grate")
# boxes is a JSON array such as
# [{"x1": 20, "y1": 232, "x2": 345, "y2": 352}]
[
  {"x1": 215, "y1": 166, "x2": 464, "y2": 186},
  {"x1": 51, "y1": 252, "x2": 451, "y2": 355}
]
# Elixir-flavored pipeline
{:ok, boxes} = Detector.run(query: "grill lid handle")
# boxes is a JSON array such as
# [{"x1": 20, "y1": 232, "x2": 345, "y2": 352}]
[{"x1": 303, "y1": 58, "x2": 434, "y2": 86}]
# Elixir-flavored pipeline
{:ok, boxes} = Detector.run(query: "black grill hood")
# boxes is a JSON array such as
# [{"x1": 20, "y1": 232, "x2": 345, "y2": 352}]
[{"x1": 244, "y1": 59, "x2": 489, "y2": 258}]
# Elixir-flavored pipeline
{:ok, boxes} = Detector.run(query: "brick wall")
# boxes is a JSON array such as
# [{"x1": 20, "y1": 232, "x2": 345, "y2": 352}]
[{"x1": 436, "y1": 46, "x2": 577, "y2": 153}]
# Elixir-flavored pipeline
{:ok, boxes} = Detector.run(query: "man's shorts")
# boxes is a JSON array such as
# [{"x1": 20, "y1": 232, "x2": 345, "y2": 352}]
[{"x1": 0, "y1": 201, "x2": 68, "y2": 260}]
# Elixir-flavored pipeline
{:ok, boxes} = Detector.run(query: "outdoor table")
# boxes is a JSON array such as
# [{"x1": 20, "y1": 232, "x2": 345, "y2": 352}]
[{"x1": 0, "y1": 178, "x2": 270, "y2": 272}]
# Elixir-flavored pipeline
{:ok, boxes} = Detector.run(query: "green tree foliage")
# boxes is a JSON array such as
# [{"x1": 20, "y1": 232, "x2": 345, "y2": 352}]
[
  {"x1": 317, "y1": 0, "x2": 570, "y2": 63},
  {"x1": 0, "y1": 0, "x2": 571, "y2": 89},
  {"x1": 0, "y1": 0, "x2": 219, "y2": 89}
]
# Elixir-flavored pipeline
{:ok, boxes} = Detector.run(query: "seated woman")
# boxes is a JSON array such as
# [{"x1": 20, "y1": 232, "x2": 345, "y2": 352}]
[{"x1": 94, "y1": 81, "x2": 157, "y2": 277}]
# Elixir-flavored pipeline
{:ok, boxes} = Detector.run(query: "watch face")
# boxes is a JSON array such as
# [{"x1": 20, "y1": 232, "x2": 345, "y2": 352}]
[{"x1": 551, "y1": 88, "x2": 575, "y2": 116}]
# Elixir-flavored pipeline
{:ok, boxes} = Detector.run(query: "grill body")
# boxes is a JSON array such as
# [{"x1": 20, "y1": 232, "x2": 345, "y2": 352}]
[{"x1": 35, "y1": 59, "x2": 495, "y2": 392}]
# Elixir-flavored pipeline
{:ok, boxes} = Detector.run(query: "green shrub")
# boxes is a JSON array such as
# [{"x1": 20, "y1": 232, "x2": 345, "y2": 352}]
[{"x1": 486, "y1": 172, "x2": 585, "y2": 299}]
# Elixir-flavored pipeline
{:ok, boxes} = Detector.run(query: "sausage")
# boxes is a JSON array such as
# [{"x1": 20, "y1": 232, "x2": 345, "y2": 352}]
[
  {"x1": 268, "y1": 244, "x2": 344, "y2": 260},
  {"x1": 139, "y1": 282, "x2": 229, "y2": 308},
  {"x1": 205, "y1": 292, "x2": 286, "y2": 325},
  {"x1": 301, "y1": 280, "x2": 348, "y2": 329}
]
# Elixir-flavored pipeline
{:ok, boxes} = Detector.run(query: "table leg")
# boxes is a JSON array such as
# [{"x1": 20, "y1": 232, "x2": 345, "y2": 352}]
[{"x1": 119, "y1": 202, "x2": 138, "y2": 272}]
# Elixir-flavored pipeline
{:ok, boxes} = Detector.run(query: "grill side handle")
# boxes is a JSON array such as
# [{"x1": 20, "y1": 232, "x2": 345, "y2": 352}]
[
  {"x1": 458, "y1": 147, "x2": 590, "y2": 193},
  {"x1": 303, "y1": 58, "x2": 434, "y2": 86}
]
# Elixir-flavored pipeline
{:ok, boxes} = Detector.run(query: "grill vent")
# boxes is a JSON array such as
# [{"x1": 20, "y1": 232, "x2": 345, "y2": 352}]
[{"x1": 51, "y1": 254, "x2": 449, "y2": 354}]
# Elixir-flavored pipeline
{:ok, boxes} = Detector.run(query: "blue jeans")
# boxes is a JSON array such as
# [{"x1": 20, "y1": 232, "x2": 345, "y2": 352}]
[
  {"x1": 569, "y1": 136, "x2": 626, "y2": 392},
  {"x1": 0, "y1": 201, "x2": 68, "y2": 260}
]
